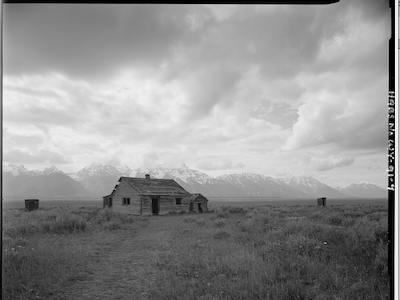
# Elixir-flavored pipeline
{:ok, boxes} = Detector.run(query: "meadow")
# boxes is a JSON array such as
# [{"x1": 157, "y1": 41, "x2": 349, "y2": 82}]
[{"x1": 2, "y1": 201, "x2": 389, "y2": 299}]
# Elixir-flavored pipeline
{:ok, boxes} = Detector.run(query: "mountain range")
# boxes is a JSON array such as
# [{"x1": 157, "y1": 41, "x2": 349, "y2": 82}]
[
  {"x1": 2, "y1": 163, "x2": 388, "y2": 199},
  {"x1": 2, "y1": 165, "x2": 89, "y2": 197}
]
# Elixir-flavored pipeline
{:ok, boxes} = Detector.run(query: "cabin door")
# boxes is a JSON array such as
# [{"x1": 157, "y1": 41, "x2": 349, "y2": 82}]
[
  {"x1": 198, "y1": 203, "x2": 203, "y2": 213},
  {"x1": 151, "y1": 197, "x2": 159, "y2": 215}
]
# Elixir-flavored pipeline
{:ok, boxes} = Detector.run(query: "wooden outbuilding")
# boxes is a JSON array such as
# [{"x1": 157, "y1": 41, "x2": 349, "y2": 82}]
[
  {"x1": 189, "y1": 193, "x2": 209, "y2": 213},
  {"x1": 103, "y1": 174, "x2": 194, "y2": 216},
  {"x1": 25, "y1": 199, "x2": 39, "y2": 211},
  {"x1": 317, "y1": 197, "x2": 327, "y2": 207}
]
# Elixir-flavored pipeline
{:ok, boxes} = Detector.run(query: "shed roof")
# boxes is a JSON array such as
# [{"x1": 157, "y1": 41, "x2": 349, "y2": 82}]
[
  {"x1": 120, "y1": 176, "x2": 191, "y2": 196},
  {"x1": 189, "y1": 193, "x2": 208, "y2": 202}
]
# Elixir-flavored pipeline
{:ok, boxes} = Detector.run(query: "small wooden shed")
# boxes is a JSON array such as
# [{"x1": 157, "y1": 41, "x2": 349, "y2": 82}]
[
  {"x1": 189, "y1": 193, "x2": 209, "y2": 213},
  {"x1": 25, "y1": 199, "x2": 39, "y2": 211},
  {"x1": 317, "y1": 197, "x2": 327, "y2": 207}
]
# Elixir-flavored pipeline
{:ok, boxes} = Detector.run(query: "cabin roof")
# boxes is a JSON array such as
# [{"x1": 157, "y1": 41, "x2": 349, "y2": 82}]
[{"x1": 120, "y1": 176, "x2": 191, "y2": 196}]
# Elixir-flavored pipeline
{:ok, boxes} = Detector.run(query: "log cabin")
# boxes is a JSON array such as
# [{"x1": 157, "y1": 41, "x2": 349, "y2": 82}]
[{"x1": 103, "y1": 174, "x2": 207, "y2": 215}]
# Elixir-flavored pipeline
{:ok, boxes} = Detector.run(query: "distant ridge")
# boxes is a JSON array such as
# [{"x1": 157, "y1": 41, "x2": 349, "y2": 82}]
[
  {"x1": 74, "y1": 163, "x2": 133, "y2": 196},
  {"x1": 335, "y1": 183, "x2": 387, "y2": 198},
  {"x1": 2, "y1": 163, "x2": 387, "y2": 199},
  {"x1": 3, "y1": 164, "x2": 89, "y2": 197},
  {"x1": 217, "y1": 173, "x2": 310, "y2": 198},
  {"x1": 283, "y1": 176, "x2": 351, "y2": 199}
]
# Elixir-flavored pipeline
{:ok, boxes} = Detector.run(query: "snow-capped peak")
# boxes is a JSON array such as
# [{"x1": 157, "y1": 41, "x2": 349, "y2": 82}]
[
  {"x1": 76, "y1": 163, "x2": 133, "y2": 179},
  {"x1": 343, "y1": 182, "x2": 374, "y2": 189},
  {"x1": 42, "y1": 165, "x2": 63, "y2": 176},
  {"x1": 288, "y1": 176, "x2": 325, "y2": 188},
  {"x1": 135, "y1": 165, "x2": 212, "y2": 184},
  {"x1": 336, "y1": 182, "x2": 387, "y2": 198},
  {"x1": 117, "y1": 165, "x2": 134, "y2": 176},
  {"x1": 3, "y1": 163, "x2": 30, "y2": 176},
  {"x1": 3, "y1": 164, "x2": 64, "y2": 176}
]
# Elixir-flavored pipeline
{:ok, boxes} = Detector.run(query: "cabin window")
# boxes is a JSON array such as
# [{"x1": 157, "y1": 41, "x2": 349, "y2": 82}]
[
  {"x1": 123, "y1": 197, "x2": 131, "y2": 205},
  {"x1": 175, "y1": 198, "x2": 182, "y2": 205}
]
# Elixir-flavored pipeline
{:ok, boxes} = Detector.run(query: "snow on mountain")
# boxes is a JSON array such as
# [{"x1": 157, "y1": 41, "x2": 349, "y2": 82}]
[
  {"x1": 3, "y1": 164, "x2": 63, "y2": 176},
  {"x1": 276, "y1": 177, "x2": 292, "y2": 185},
  {"x1": 135, "y1": 165, "x2": 212, "y2": 184},
  {"x1": 3, "y1": 164, "x2": 89, "y2": 197},
  {"x1": 286, "y1": 176, "x2": 350, "y2": 198},
  {"x1": 76, "y1": 162, "x2": 132, "y2": 178},
  {"x1": 4, "y1": 163, "x2": 383, "y2": 199},
  {"x1": 117, "y1": 165, "x2": 134, "y2": 177},
  {"x1": 218, "y1": 173, "x2": 309, "y2": 198},
  {"x1": 135, "y1": 166, "x2": 246, "y2": 197},
  {"x1": 74, "y1": 163, "x2": 134, "y2": 196},
  {"x1": 42, "y1": 165, "x2": 64, "y2": 176},
  {"x1": 336, "y1": 183, "x2": 387, "y2": 198},
  {"x1": 67, "y1": 173, "x2": 80, "y2": 181},
  {"x1": 3, "y1": 163, "x2": 32, "y2": 176}
]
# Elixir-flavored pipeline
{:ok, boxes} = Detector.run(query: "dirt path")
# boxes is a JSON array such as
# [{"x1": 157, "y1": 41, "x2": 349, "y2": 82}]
[{"x1": 60, "y1": 216, "x2": 179, "y2": 300}]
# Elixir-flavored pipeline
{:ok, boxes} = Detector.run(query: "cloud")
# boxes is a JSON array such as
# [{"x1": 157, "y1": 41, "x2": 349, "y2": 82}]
[
  {"x1": 196, "y1": 158, "x2": 244, "y2": 171},
  {"x1": 3, "y1": 74, "x2": 99, "y2": 129},
  {"x1": 3, "y1": 127, "x2": 44, "y2": 147},
  {"x1": 180, "y1": 65, "x2": 243, "y2": 119},
  {"x1": 4, "y1": 4, "x2": 200, "y2": 82},
  {"x1": 311, "y1": 156, "x2": 355, "y2": 172},
  {"x1": 102, "y1": 148, "x2": 125, "y2": 167},
  {"x1": 1, "y1": 2, "x2": 390, "y2": 188},
  {"x1": 141, "y1": 151, "x2": 160, "y2": 168},
  {"x1": 283, "y1": 72, "x2": 388, "y2": 152},
  {"x1": 4, "y1": 147, "x2": 72, "y2": 164},
  {"x1": 249, "y1": 100, "x2": 299, "y2": 130}
]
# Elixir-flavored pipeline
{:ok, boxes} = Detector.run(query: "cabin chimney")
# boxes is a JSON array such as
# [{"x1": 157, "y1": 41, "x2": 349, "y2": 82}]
[{"x1": 145, "y1": 174, "x2": 150, "y2": 181}]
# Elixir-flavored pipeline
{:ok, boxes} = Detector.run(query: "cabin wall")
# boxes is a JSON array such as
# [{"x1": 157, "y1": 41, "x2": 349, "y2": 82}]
[
  {"x1": 141, "y1": 195, "x2": 191, "y2": 216},
  {"x1": 109, "y1": 180, "x2": 141, "y2": 215}
]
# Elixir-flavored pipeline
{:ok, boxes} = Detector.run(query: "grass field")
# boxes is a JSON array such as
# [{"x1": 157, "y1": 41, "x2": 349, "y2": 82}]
[
  {"x1": 2, "y1": 202, "x2": 389, "y2": 299},
  {"x1": 2, "y1": 197, "x2": 388, "y2": 210}
]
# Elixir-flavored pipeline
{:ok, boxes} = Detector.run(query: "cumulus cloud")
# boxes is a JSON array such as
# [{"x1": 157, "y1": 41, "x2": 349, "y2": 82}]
[
  {"x1": 2, "y1": 2, "x2": 390, "y2": 187},
  {"x1": 4, "y1": 4, "x2": 200, "y2": 82},
  {"x1": 3, "y1": 127, "x2": 44, "y2": 148},
  {"x1": 180, "y1": 65, "x2": 243, "y2": 119},
  {"x1": 141, "y1": 151, "x2": 161, "y2": 168},
  {"x1": 4, "y1": 147, "x2": 72, "y2": 164},
  {"x1": 196, "y1": 158, "x2": 244, "y2": 171},
  {"x1": 311, "y1": 156, "x2": 355, "y2": 172},
  {"x1": 102, "y1": 148, "x2": 126, "y2": 167},
  {"x1": 283, "y1": 70, "x2": 388, "y2": 152}
]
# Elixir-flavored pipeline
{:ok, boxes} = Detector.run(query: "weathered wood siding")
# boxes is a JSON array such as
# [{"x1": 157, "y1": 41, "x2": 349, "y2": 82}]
[
  {"x1": 190, "y1": 194, "x2": 209, "y2": 213},
  {"x1": 191, "y1": 200, "x2": 208, "y2": 212},
  {"x1": 141, "y1": 195, "x2": 191, "y2": 216},
  {"x1": 103, "y1": 197, "x2": 107, "y2": 208},
  {"x1": 25, "y1": 199, "x2": 39, "y2": 211},
  {"x1": 317, "y1": 198, "x2": 327, "y2": 207},
  {"x1": 111, "y1": 180, "x2": 141, "y2": 215}
]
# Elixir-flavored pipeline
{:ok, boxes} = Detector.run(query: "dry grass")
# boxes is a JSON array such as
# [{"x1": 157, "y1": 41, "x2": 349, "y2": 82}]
[
  {"x1": 2, "y1": 207, "x2": 143, "y2": 300},
  {"x1": 153, "y1": 204, "x2": 389, "y2": 300},
  {"x1": 2, "y1": 203, "x2": 389, "y2": 300}
]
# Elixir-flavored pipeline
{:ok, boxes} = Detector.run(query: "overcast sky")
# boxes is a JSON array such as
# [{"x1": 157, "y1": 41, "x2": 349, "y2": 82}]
[{"x1": 3, "y1": 1, "x2": 390, "y2": 187}]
